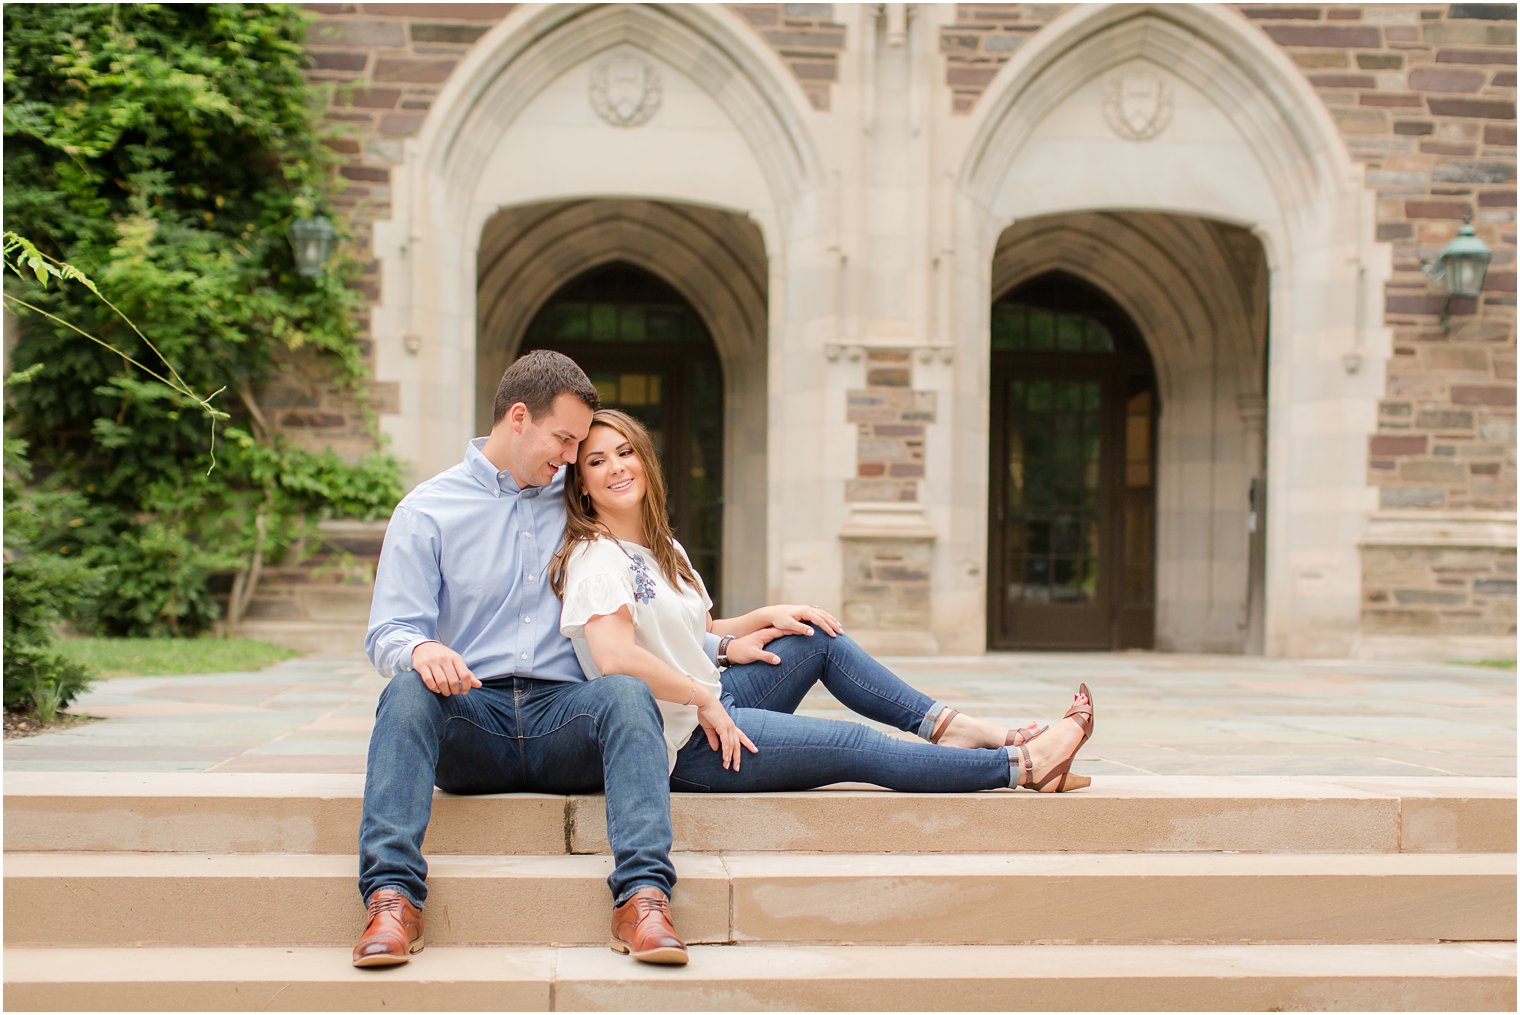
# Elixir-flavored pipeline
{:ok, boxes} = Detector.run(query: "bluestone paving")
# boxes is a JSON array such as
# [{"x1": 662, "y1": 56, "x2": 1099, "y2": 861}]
[{"x1": 4, "y1": 649, "x2": 1513, "y2": 777}]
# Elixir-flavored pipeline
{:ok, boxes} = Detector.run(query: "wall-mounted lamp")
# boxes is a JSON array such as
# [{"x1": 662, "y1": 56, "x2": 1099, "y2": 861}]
[
  {"x1": 1424, "y1": 216, "x2": 1491, "y2": 332},
  {"x1": 288, "y1": 215, "x2": 337, "y2": 278}
]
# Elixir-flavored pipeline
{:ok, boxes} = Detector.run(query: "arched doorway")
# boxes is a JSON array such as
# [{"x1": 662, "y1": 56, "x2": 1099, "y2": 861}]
[
  {"x1": 988, "y1": 272, "x2": 1158, "y2": 650},
  {"x1": 521, "y1": 262, "x2": 725, "y2": 602}
]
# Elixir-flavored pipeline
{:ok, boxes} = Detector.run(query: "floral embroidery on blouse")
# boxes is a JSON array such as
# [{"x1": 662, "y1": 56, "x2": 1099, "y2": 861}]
[{"x1": 627, "y1": 551, "x2": 657, "y2": 604}]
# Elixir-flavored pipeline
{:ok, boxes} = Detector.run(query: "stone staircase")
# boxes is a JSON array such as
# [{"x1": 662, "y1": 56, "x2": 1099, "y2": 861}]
[{"x1": 4, "y1": 772, "x2": 1516, "y2": 1010}]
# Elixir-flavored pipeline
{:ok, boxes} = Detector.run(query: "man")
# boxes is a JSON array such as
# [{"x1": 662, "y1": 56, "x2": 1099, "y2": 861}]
[{"x1": 353, "y1": 350, "x2": 778, "y2": 968}]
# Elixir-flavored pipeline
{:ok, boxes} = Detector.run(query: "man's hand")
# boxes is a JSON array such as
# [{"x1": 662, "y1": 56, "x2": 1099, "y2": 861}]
[
  {"x1": 412, "y1": 641, "x2": 482, "y2": 696},
  {"x1": 726, "y1": 626, "x2": 789, "y2": 666},
  {"x1": 753, "y1": 604, "x2": 843, "y2": 638}
]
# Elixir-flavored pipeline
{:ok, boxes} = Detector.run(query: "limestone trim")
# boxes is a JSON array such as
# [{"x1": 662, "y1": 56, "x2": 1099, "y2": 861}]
[
  {"x1": 840, "y1": 503, "x2": 938, "y2": 542},
  {"x1": 960, "y1": 4, "x2": 1358, "y2": 213},
  {"x1": 1360, "y1": 512, "x2": 1518, "y2": 550}
]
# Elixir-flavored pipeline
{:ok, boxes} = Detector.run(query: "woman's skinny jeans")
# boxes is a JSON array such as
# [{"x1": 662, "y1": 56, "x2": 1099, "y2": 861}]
[{"x1": 670, "y1": 632, "x2": 1016, "y2": 793}]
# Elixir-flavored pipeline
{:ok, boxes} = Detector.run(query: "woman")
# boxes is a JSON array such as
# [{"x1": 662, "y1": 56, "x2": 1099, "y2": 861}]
[{"x1": 549, "y1": 409, "x2": 1094, "y2": 797}]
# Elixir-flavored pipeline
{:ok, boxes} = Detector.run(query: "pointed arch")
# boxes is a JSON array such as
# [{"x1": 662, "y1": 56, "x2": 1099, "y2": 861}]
[
  {"x1": 473, "y1": 198, "x2": 767, "y2": 434},
  {"x1": 951, "y1": 4, "x2": 1392, "y2": 656},
  {"x1": 413, "y1": 2, "x2": 824, "y2": 225},
  {"x1": 961, "y1": 3, "x2": 1356, "y2": 216}
]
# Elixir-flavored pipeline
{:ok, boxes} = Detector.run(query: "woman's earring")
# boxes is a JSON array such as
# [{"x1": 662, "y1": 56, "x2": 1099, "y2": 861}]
[{"x1": 579, "y1": 492, "x2": 591, "y2": 512}]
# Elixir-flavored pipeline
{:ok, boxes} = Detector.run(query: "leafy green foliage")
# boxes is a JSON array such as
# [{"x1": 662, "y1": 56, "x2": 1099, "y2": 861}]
[
  {"x1": 2, "y1": 4, "x2": 403, "y2": 638},
  {"x1": 3, "y1": 437, "x2": 104, "y2": 715},
  {"x1": 3, "y1": 643, "x2": 94, "y2": 723}
]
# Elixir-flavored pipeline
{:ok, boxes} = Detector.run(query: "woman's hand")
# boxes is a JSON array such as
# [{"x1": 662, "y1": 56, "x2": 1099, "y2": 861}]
[
  {"x1": 752, "y1": 604, "x2": 843, "y2": 638},
  {"x1": 696, "y1": 699, "x2": 758, "y2": 771}
]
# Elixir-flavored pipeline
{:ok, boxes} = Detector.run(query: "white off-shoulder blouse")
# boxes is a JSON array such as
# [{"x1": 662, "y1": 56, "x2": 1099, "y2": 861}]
[{"x1": 559, "y1": 535, "x2": 722, "y2": 772}]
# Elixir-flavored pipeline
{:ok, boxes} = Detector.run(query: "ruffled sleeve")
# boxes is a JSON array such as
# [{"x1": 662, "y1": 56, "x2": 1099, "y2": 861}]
[{"x1": 560, "y1": 541, "x2": 637, "y2": 638}]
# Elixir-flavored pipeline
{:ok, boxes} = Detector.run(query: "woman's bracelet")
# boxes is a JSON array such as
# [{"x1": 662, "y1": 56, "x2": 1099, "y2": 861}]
[
  {"x1": 683, "y1": 676, "x2": 698, "y2": 707},
  {"x1": 716, "y1": 634, "x2": 734, "y2": 668}
]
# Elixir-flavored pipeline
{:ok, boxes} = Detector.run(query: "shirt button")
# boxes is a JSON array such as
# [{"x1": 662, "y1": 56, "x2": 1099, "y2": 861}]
[
  {"x1": 520, "y1": 653, "x2": 528, "y2": 661},
  {"x1": 523, "y1": 616, "x2": 532, "y2": 624},
  {"x1": 526, "y1": 574, "x2": 537, "y2": 583},
  {"x1": 524, "y1": 531, "x2": 534, "y2": 539}
]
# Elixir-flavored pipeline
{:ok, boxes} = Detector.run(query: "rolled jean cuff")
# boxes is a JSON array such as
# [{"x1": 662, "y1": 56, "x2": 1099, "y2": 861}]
[
  {"x1": 917, "y1": 702, "x2": 948, "y2": 741},
  {"x1": 615, "y1": 880, "x2": 671, "y2": 907},
  {"x1": 1005, "y1": 745, "x2": 1022, "y2": 788}
]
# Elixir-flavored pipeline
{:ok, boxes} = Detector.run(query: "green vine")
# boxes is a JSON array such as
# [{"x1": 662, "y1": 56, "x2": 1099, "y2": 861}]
[{"x1": 3, "y1": 3, "x2": 403, "y2": 638}]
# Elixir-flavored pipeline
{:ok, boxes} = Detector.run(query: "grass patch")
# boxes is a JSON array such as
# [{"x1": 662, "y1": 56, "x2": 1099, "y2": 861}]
[
  {"x1": 54, "y1": 637, "x2": 301, "y2": 679},
  {"x1": 1451, "y1": 658, "x2": 1516, "y2": 670}
]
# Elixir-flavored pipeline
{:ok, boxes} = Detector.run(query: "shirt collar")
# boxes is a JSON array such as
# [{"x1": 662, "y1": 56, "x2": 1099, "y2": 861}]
[
  {"x1": 465, "y1": 437, "x2": 521, "y2": 497},
  {"x1": 464, "y1": 437, "x2": 562, "y2": 499}
]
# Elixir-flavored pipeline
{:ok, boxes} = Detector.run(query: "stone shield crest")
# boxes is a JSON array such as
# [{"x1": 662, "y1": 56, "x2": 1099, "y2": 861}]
[
  {"x1": 1103, "y1": 70, "x2": 1173, "y2": 142},
  {"x1": 590, "y1": 55, "x2": 662, "y2": 128}
]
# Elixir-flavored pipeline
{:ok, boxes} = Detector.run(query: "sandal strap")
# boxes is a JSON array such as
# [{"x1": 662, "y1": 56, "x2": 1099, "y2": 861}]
[
  {"x1": 1013, "y1": 743, "x2": 1034, "y2": 788},
  {"x1": 1006, "y1": 723, "x2": 1049, "y2": 748},
  {"x1": 929, "y1": 707, "x2": 960, "y2": 744}
]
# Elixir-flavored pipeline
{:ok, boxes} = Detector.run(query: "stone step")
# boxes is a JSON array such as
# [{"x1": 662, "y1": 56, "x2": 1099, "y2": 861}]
[
  {"x1": 7, "y1": 772, "x2": 1514, "y2": 855},
  {"x1": 4, "y1": 943, "x2": 1515, "y2": 1011},
  {"x1": 5, "y1": 851, "x2": 1513, "y2": 948}
]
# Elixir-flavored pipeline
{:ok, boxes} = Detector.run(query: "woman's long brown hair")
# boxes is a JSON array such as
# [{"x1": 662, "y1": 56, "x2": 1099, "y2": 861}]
[{"x1": 549, "y1": 408, "x2": 700, "y2": 599}]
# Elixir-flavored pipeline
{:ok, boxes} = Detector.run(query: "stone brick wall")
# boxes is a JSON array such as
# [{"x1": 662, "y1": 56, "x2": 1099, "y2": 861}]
[
  {"x1": 260, "y1": 4, "x2": 516, "y2": 458},
  {"x1": 844, "y1": 350, "x2": 935, "y2": 504},
  {"x1": 938, "y1": 3, "x2": 1070, "y2": 113},
  {"x1": 732, "y1": 4, "x2": 847, "y2": 111},
  {"x1": 283, "y1": 3, "x2": 847, "y2": 451},
  {"x1": 841, "y1": 537, "x2": 933, "y2": 630},
  {"x1": 1363, "y1": 544, "x2": 1517, "y2": 636},
  {"x1": 930, "y1": 4, "x2": 1516, "y2": 515},
  {"x1": 285, "y1": 3, "x2": 1514, "y2": 644},
  {"x1": 1238, "y1": 4, "x2": 1516, "y2": 517},
  {"x1": 1225, "y1": 4, "x2": 1516, "y2": 641},
  {"x1": 839, "y1": 349, "x2": 938, "y2": 634}
]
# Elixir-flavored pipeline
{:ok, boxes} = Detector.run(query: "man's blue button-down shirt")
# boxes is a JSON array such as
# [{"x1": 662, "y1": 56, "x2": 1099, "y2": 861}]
[{"x1": 364, "y1": 438, "x2": 583, "y2": 684}]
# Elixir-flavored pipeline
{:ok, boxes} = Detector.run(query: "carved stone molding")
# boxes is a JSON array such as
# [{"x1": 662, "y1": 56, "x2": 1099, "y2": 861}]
[
  {"x1": 825, "y1": 342, "x2": 953, "y2": 364},
  {"x1": 1360, "y1": 511, "x2": 1517, "y2": 550},
  {"x1": 590, "y1": 54, "x2": 662, "y2": 128},
  {"x1": 1103, "y1": 69, "x2": 1173, "y2": 142}
]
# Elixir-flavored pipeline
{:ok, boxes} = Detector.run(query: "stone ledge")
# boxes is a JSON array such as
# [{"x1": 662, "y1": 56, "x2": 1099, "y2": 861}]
[
  {"x1": 1361, "y1": 511, "x2": 1518, "y2": 549},
  {"x1": 8, "y1": 773, "x2": 1513, "y2": 855},
  {"x1": 6, "y1": 850, "x2": 1513, "y2": 948},
  {"x1": 7, "y1": 943, "x2": 1514, "y2": 1012}
]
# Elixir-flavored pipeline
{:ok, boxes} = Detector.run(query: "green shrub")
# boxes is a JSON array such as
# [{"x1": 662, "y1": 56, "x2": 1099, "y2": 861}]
[
  {"x1": 3, "y1": 643, "x2": 95, "y2": 723},
  {"x1": 3, "y1": 436, "x2": 101, "y2": 715}
]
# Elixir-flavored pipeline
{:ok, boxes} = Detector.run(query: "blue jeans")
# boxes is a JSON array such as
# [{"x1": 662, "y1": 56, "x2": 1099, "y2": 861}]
[
  {"x1": 357, "y1": 672, "x2": 674, "y2": 909},
  {"x1": 671, "y1": 633, "x2": 1015, "y2": 792}
]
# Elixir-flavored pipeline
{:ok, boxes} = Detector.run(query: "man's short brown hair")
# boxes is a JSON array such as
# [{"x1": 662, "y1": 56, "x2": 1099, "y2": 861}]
[{"x1": 493, "y1": 349, "x2": 599, "y2": 423}]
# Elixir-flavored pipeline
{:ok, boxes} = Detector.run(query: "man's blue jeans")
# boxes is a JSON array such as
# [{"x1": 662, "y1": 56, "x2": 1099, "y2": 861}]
[
  {"x1": 671, "y1": 632, "x2": 1016, "y2": 792},
  {"x1": 357, "y1": 671, "x2": 674, "y2": 909}
]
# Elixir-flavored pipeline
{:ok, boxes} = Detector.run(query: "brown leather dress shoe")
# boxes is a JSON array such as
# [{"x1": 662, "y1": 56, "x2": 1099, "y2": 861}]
[
  {"x1": 352, "y1": 888, "x2": 424, "y2": 967},
  {"x1": 610, "y1": 887, "x2": 688, "y2": 965}
]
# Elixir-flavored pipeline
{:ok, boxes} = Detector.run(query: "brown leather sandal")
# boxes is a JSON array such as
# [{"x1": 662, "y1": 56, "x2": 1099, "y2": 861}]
[{"x1": 1012, "y1": 684, "x2": 1095, "y2": 793}]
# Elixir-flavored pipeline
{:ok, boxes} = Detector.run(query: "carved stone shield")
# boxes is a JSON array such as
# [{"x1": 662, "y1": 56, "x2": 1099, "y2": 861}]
[
  {"x1": 1103, "y1": 70, "x2": 1173, "y2": 142},
  {"x1": 590, "y1": 55, "x2": 662, "y2": 128}
]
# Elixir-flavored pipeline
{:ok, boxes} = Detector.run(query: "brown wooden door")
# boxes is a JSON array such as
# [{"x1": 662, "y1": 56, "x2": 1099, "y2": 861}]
[{"x1": 987, "y1": 274, "x2": 1156, "y2": 650}]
